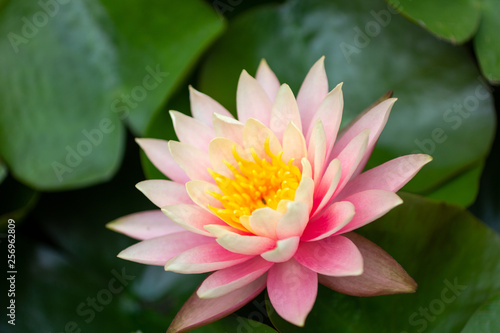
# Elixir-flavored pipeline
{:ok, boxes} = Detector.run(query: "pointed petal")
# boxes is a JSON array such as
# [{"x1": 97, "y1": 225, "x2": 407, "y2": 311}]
[
  {"x1": 118, "y1": 232, "x2": 212, "y2": 266},
  {"x1": 267, "y1": 258, "x2": 317, "y2": 327},
  {"x1": 167, "y1": 275, "x2": 266, "y2": 333},
  {"x1": 169, "y1": 141, "x2": 213, "y2": 182},
  {"x1": 330, "y1": 98, "x2": 397, "y2": 177},
  {"x1": 242, "y1": 118, "x2": 282, "y2": 160},
  {"x1": 135, "y1": 179, "x2": 191, "y2": 208},
  {"x1": 106, "y1": 210, "x2": 185, "y2": 240},
  {"x1": 333, "y1": 129, "x2": 370, "y2": 195},
  {"x1": 197, "y1": 257, "x2": 273, "y2": 298},
  {"x1": 185, "y1": 180, "x2": 222, "y2": 211},
  {"x1": 282, "y1": 122, "x2": 307, "y2": 168},
  {"x1": 208, "y1": 138, "x2": 248, "y2": 178},
  {"x1": 302, "y1": 201, "x2": 355, "y2": 242},
  {"x1": 213, "y1": 113, "x2": 244, "y2": 145},
  {"x1": 294, "y1": 176, "x2": 315, "y2": 213},
  {"x1": 312, "y1": 158, "x2": 341, "y2": 215},
  {"x1": 270, "y1": 84, "x2": 302, "y2": 140},
  {"x1": 307, "y1": 120, "x2": 327, "y2": 184},
  {"x1": 306, "y1": 83, "x2": 343, "y2": 158},
  {"x1": 256, "y1": 59, "x2": 280, "y2": 102},
  {"x1": 295, "y1": 235, "x2": 363, "y2": 276},
  {"x1": 337, "y1": 190, "x2": 403, "y2": 234},
  {"x1": 297, "y1": 57, "x2": 328, "y2": 132},
  {"x1": 261, "y1": 236, "x2": 300, "y2": 263},
  {"x1": 249, "y1": 207, "x2": 282, "y2": 239},
  {"x1": 162, "y1": 204, "x2": 225, "y2": 236},
  {"x1": 276, "y1": 201, "x2": 309, "y2": 239},
  {"x1": 189, "y1": 86, "x2": 233, "y2": 128},
  {"x1": 170, "y1": 110, "x2": 214, "y2": 152},
  {"x1": 205, "y1": 225, "x2": 276, "y2": 255},
  {"x1": 336, "y1": 154, "x2": 433, "y2": 201},
  {"x1": 136, "y1": 138, "x2": 189, "y2": 183},
  {"x1": 319, "y1": 232, "x2": 417, "y2": 296},
  {"x1": 165, "y1": 242, "x2": 252, "y2": 273},
  {"x1": 237, "y1": 70, "x2": 273, "y2": 125}
]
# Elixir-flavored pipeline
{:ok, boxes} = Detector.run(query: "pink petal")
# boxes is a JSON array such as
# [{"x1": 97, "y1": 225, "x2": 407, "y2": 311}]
[
  {"x1": 261, "y1": 236, "x2": 300, "y2": 263},
  {"x1": 205, "y1": 225, "x2": 276, "y2": 255},
  {"x1": 330, "y1": 98, "x2": 397, "y2": 177},
  {"x1": 212, "y1": 113, "x2": 244, "y2": 145},
  {"x1": 267, "y1": 258, "x2": 318, "y2": 327},
  {"x1": 170, "y1": 111, "x2": 215, "y2": 152},
  {"x1": 249, "y1": 207, "x2": 282, "y2": 239},
  {"x1": 169, "y1": 141, "x2": 213, "y2": 182},
  {"x1": 237, "y1": 70, "x2": 273, "y2": 126},
  {"x1": 165, "y1": 242, "x2": 252, "y2": 273},
  {"x1": 336, "y1": 154, "x2": 433, "y2": 201},
  {"x1": 307, "y1": 120, "x2": 327, "y2": 184},
  {"x1": 282, "y1": 122, "x2": 307, "y2": 168},
  {"x1": 312, "y1": 158, "x2": 341, "y2": 215},
  {"x1": 106, "y1": 210, "x2": 185, "y2": 240},
  {"x1": 167, "y1": 275, "x2": 266, "y2": 333},
  {"x1": 294, "y1": 176, "x2": 315, "y2": 213},
  {"x1": 302, "y1": 201, "x2": 355, "y2": 242},
  {"x1": 242, "y1": 118, "x2": 282, "y2": 160},
  {"x1": 135, "y1": 179, "x2": 191, "y2": 208},
  {"x1": 162, "y1": 204, "x2": 225, "y2": 236},
  {"x1": 270, "y1": 84, "x2": 302, "y2": 140},
  {"x1": 297, "y1": 57, "x2": 329, "y2": 133},
  {"x1": 197, "y1": 257, "x2": 273, "y2": 298},
  {"x1": 117, "y1": 232, "x2": 212, "y2": 266},
  {"x1": 294, "y1": 236, "x2": 363, "y2": 276},
  {"x1": 189, "y1": 86, "x2": 233, "y2": 128},
  {"x1": 319, "y1": 232, "x2": 417, "y2": 296},
  {"x1": 332, "y1": 129, "x2": 369, "y2": 195},
  {"x1": 208, "y1": 138, "x2": 249, "y2": 178},
  {"x1": 276, "y1": 202, "x2": 309, "y2": 239},
  {"x1": 256, "y1": 59, "x2": 280, "y2": 102},
  {"x1": 336, "y1": 190, "x2": 403, "y2": 234},
  {"x1": 185, "y1": 180, "x2": 223, "y2": 211},
  {"x1": 306, "y1": 83, "x2": 343, "y2": 160},
  {"x1": 136, "y1": 138, "x2": 189, "y2": 183}
]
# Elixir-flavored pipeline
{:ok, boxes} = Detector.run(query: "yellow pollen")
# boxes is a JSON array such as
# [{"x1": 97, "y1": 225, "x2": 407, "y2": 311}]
[{"x1": 208, "y1": 138, "x2": 302, "y2": 232}]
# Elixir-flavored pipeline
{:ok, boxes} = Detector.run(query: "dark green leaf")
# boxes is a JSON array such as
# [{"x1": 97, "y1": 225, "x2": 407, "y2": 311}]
[
  {"x1": 461, "y1": 292, "x2": 500, "y2": 332},
  {"x1": 0, "y1": 0, "x2": 223, "y2": 190},
  {"x1": 385, "y1": 0, "x2": 480, "y2": 43},
  {"x1": 474, "y1": 0, "x2": 500, "y2": 84}
]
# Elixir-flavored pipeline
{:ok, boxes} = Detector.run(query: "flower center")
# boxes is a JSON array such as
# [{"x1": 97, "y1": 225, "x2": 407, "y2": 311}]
[{"x1": 208, "y1": 138, "x2": 302, "y2": 231}]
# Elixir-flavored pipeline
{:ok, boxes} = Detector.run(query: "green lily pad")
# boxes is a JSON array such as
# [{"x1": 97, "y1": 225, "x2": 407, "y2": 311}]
[
  {"x1": 267, "y1": 193, "x2": 500, "y2": 332},
  {"x1": 385, "y1": 0, "x2": 480, "y2": 43},
  {"x1": 198, "y1": 0, "x2": 495, "y2": 205},
  {"x1": 0, "y1": 0, "x2": 223, "y2": 191},
  {"x1": 474, "y1": 0, "x2": 500, "y2": 84},
  {"x1": 385, "y1": 0, "x2": 500, "y2": 83},
  {"x1": 461, "y1": 292, "x2": 500, "y2": 332}
]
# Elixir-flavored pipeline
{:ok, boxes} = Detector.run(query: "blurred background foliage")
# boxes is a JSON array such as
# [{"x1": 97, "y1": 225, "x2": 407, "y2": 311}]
[{"x1": 0, "y1": 0, "x2": 499, "y2": 332}]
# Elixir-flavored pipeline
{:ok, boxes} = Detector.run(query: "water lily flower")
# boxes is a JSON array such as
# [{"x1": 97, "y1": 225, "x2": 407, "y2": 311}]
[{"x1": 107, "y1": 57, "x2": 431, "y2": 332}]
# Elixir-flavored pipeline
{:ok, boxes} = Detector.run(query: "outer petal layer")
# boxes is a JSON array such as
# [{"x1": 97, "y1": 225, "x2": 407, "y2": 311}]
[
  {"x1": 319, "y1": 232, "x2": 417, "y2": 296},
  {"x1": 165, "y1": 242, "x2": 252, "y2": 274},
  {"x1": 294, "y1": 236, "x2": 363, "y2": 276},
  {"x1": 117, "y1": 232, "x2": 212, "y2": 266},
  {"x1": 136, "y1": 138, "x2": 189, "y2": 183},
  {"x1": 106, "y1": 210, "x2": 184, "y2": 240},
  {"x1": 167, "y1": 275, "x2": 267, "y2": 333},
  {"x1": 197, "y1": 257, "x2": 273, "y2": 298},
  {"x1": 267, "y1": 258, "x2": 318, "y2": 327}
]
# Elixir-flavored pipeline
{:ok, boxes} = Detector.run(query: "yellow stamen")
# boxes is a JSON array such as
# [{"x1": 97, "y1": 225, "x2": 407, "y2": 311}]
[{"x1": 208, "y1": 138, "x2": 302, "y2": 232}]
